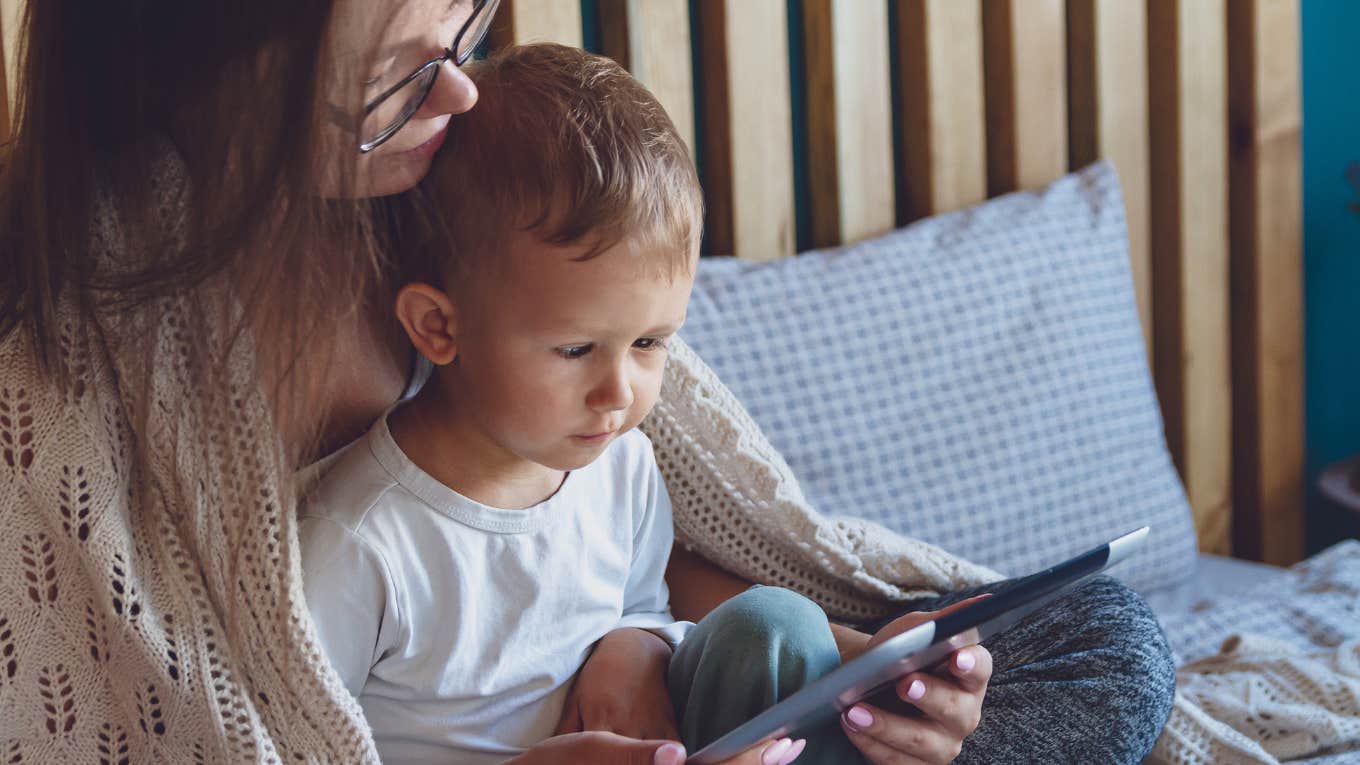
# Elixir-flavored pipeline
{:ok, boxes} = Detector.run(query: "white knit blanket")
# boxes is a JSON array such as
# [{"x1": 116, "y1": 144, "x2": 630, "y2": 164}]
[
  {"x1": 1148, "y1": 541, "x2": 1360, "y2": 764},
  {"x1": 1, "y1": 151, "x2": 1353, "y2": 761}
]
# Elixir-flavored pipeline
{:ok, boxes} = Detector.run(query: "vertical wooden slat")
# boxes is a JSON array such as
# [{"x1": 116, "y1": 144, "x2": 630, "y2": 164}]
[
  {"x1": 487, "y1": 0, "x2": 583, "y2": 50},
  {"x1": 696, "y1": 0, "x2": 795, "y2": 260},
  {"x1": 981, "y1": 0, "x2": 1067, "y2": 196},
  {"x1": 0, "y1": 25, "x2": 9, "y2": 146},
  {"x1": 894, "y1": 0, "x2": 987, "y2": 224},
  {"x1": 802, "y1": 0, "x2": 895, "y2": 248},
  {"x1": 1229, "y1": 0, "x2": 1304, "y2": 565},
  {"x1": 1067, "y1": 0, "x2": 1152, "y2": 364},
  {"x1": 0, "y1": 0, "x2": 19, "y2": 142},
  {"x1": 1148, "y1": 0, "x2": 1233, "y2": 555},
  {"x1": 597, "y1": 0, "x2": 696, "y2": 157}
]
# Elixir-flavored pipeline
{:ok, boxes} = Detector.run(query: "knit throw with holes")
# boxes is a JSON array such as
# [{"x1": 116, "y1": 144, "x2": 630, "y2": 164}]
[{"x1": 2, "y1": 150, "x2": 1353, "y2": 763}]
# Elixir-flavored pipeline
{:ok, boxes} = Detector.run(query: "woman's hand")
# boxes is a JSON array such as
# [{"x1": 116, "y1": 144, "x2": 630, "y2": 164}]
[
  {"x1": 838, "y1": 596, "x2": 994, "y2": 764},
  {"x1": 507, "y1": 732, "x2": 806, "y2": 765},
  {"x1": 555, "y1": 627, "x2": 680, "y2": 740}
]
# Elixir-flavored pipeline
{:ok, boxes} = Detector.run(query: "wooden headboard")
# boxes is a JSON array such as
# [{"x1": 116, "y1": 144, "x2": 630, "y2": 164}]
[{"x1": 0, "y1": 0, "x2": 1306, "y2": 565}]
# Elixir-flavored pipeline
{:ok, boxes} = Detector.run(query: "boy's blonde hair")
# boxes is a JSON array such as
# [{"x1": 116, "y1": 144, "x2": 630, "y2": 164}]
[{"x1": 406, "y1": 43, "x2": 703, "y2": 286}]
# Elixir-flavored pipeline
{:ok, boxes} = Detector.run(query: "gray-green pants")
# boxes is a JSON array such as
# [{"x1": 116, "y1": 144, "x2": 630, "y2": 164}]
[{"x1": 667, "y1": 577, "x2": 1176, "y2": 764}]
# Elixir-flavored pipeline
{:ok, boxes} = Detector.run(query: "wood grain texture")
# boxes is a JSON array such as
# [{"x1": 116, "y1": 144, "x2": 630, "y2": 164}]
[
  {"x1": 1066, "y1": 0, "x2": 1152, "y2": 364},
  {"x1": 981, "y1": 0, "x2": 1067, "y2": 196},
  {"x1": 597, "y1": 0, "x2": 696, "y2": 156},
  {"x1": 802, "y1": 0, "x2": 895, "y2": 248},
  {"x1": 487, "y1": 0, "x2": 583, "y2": 50},
  {"x1": 894, "y1": 0, "x2": 986, "y2": 224},
  {"x1": 696, "y1": 0, "x2": 795, "y2": 259},
  {"x1": 1148, "y1": 0, "x2": 1233, "y2": 555},
  {"x1": 0, "y1": 0, "x2": 20, "y2": 142},
  {"x1": 1228, "y1": 0, "x2": 1304, "y2": 565}
]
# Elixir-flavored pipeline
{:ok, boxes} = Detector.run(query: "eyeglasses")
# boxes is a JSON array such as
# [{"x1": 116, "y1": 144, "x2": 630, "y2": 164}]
[{"x1": 341, "y1": 0, "x2": 501, "y2": 154}]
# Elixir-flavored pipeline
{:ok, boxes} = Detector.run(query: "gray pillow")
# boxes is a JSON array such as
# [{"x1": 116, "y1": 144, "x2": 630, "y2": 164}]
[{"x1": 679, "y1": 161, "x2": 1197, "y2": 593}]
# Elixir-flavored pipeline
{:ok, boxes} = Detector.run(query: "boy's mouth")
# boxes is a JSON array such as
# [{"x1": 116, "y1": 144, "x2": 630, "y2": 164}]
[{"x1": 573, "y1": 430, "x2": 615, "y2": 444}]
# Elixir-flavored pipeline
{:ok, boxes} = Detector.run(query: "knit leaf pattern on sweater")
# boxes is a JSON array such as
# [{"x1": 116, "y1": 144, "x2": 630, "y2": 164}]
[{"x1": 0, "y1": 155, "x2": 376, "y2": 761}]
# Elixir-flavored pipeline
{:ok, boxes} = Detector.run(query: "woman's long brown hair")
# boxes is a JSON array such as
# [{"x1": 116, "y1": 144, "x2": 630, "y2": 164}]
[{"x1": 0, "y1": 1, "x2": 395, "y2": 464}]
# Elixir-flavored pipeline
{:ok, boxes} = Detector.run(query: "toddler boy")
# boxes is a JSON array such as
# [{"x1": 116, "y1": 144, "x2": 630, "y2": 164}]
[{"x1": 299, "y1": 43, "x2": 807, "y2": 765}]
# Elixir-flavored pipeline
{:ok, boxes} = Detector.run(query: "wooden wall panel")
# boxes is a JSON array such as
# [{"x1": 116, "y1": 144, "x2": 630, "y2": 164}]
[
  {"x1": 981, "y1": 0, "x2": 1068, "y2": 195},
  {"x1": 487, "y1": 0, "x2": 583, "y2": 50},
  {"x1": 598, "y1": 0, "x2": 697, "y2": 156},
  {"x1": 0, "y1": 28, "x2": 9, "y2": 145},
  {"x1": 1067, "y1": 0, "x2": 1153, "y2": 363},
  {"x1": 0, "y1": 0, "x2": 19, "y2": 143},
  {"x1": 894, "y1": 0, "x2": 987, "y2": 224},
  {"x1": 696, "y1": 0, "x2": 795, "y2": 260},
  {"x1": 1148, "y1": 0, "x2": 1233, "y2": 555},
  {"x1": 802, "y1": 0, "x2": 895, "y2": 248},
  {"x1": 1228, "y1": 0, "x2": 1304, "y2": 565}
]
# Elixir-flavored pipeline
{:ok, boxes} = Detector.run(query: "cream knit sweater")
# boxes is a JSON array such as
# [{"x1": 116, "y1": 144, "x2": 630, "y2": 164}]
[{"x1": 1, "y1": 154, "x2": 1353, "y2": 763}]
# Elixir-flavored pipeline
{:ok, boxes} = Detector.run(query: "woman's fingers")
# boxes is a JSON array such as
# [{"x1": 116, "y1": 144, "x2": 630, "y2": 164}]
[
  {"x1": 718, "y1": 737, "x2": 808, "y2": 765},
  {"x1": 840, "y1": 704, "x2": 960, "y2": 764},
  {"x1": 938, "y1": 644, "x2": 993, "y2": 695},
  {"x1": 652, "y1": 742, "x2": 688, "y2": 765},
  {"x1": 889, "y1": 673, "x2": 982, "y2": 741}
]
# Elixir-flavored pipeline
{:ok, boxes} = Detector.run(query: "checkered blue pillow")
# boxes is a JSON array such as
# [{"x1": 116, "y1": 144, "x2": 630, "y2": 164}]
[{"x1": 680, "y1": 162, "x2": 1197, "y2": 593}]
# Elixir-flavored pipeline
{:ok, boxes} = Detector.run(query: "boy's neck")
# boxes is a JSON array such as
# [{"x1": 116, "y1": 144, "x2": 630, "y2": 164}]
[{"x1": 386, "y1": 392, "x2": 567, "y2": 510}]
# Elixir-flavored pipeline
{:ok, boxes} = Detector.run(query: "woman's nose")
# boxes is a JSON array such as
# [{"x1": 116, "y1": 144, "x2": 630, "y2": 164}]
[{"x1": 415, "y1": 59, "x2": 478, "y2": 119}]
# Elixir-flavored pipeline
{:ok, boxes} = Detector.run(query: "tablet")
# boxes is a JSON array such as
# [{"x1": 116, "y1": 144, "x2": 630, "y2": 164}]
[{"x1": 688, "y1": 526, "x2": 1149, "y2": 764}]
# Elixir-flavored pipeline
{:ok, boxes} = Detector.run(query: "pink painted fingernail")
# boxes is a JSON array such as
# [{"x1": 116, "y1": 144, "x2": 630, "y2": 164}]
[
  {"x1": 778, "y1": 738, "x2": 807, "y2": 765},
  {"x1": 956, "y1": 650, "x2": 976, "y2": 672},
  {"x1": 761, "y1": 738, "x2": 793, "y2": 765},
  {"x1": 907, "y1": 679, "x2": 926, "y2": 700},
  {"x1": 653, "y1": 742, "x2": 686, "y2": 765},
  {"x1": 846, "y1": 705, "x2": 873, "y2": 728}
]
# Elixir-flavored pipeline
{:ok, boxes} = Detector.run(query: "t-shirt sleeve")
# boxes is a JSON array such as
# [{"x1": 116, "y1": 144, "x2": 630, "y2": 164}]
[
  {"x1": 616, "y1": 436, "x2": 693, "y2": 648},
  {"x1": 298, "y1": 514, "x2": 399, "y2": 698}
]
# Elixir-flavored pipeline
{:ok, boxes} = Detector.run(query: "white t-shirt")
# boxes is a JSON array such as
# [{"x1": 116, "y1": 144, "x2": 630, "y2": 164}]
[{"x1": 299, "y1": 415, "x2": 690, "y2": 765}]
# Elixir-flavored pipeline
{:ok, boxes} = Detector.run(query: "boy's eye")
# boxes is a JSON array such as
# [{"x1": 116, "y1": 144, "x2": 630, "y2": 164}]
[
  {"x1": 557, "y1": 344, "x2": 593, "y2": 360},
  {"x1": 633, "y1": 337, "x2": 671, "y2": 352}
]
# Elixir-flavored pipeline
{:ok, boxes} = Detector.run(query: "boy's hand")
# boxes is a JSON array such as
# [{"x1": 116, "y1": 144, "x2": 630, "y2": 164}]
[
  {"x1": 554, "y1": 627, "x2": 680, "y2": 741},
  {"x1": 510, "y1": 732, "x2": 806, "y2": 765}
]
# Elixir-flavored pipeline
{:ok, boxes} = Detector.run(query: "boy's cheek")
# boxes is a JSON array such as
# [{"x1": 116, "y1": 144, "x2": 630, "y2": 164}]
[{"x1": 626, "y1": 378, "x2": 666, "y2": 429}]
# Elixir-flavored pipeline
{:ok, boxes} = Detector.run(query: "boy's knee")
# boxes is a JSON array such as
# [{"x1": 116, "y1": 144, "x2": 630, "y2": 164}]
[{"x1": 701, "y1": 586, "x2": 841, "y2": 684}]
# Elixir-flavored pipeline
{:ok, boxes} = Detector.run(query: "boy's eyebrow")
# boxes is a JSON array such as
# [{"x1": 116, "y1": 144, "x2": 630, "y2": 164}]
[{"x1": 645, "y1": 317, "x2": 686, "y2": 335}]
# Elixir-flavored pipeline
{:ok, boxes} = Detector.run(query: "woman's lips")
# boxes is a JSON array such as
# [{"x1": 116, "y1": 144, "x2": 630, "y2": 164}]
[{"x1": 402, "y1": 124, "x2": 448, "y2": 158}]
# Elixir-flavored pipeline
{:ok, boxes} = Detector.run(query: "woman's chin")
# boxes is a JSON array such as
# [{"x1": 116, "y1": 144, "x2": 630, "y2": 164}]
[{"x1": 359, "y1": 153, "x2": 435, "y2": 198}]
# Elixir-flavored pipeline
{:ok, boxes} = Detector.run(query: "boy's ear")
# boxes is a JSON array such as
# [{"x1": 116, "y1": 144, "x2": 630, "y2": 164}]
[{"x1": 394, "y1": 283, "x2": 459, "y2": 366}]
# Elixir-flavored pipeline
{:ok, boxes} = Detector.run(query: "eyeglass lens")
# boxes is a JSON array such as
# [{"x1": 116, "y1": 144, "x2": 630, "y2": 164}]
[{"x1": 360, "y1": 0, "x2": 501, "y2": 150}]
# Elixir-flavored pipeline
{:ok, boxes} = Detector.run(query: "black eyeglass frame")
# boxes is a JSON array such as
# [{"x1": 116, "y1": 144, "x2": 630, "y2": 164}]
[{"x1": 350, "y1": 0, "x2": 498, "y2": 154}]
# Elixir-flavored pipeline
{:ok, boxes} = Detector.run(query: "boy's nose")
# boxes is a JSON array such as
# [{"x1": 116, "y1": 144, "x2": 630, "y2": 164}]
[{"x1": 587, "y1": 368, "x2": 635, "y2": 413}]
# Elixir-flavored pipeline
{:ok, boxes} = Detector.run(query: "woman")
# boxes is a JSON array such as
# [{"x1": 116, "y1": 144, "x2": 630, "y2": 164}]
[{"x1": 0, "y1": 1, "x2": 756, "y2": 762}]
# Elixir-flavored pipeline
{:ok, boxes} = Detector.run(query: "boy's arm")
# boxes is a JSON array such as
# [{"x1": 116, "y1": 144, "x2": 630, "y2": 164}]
[
  {"x1": 556, "y1": 437, "x2": 683, "y2": 739},
  {"x1": 615, "y1": 440, "x2": 691, "y2": 646},
  {"x1": 298, "y1": 515, "x2": 396, "y2": 697}
]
